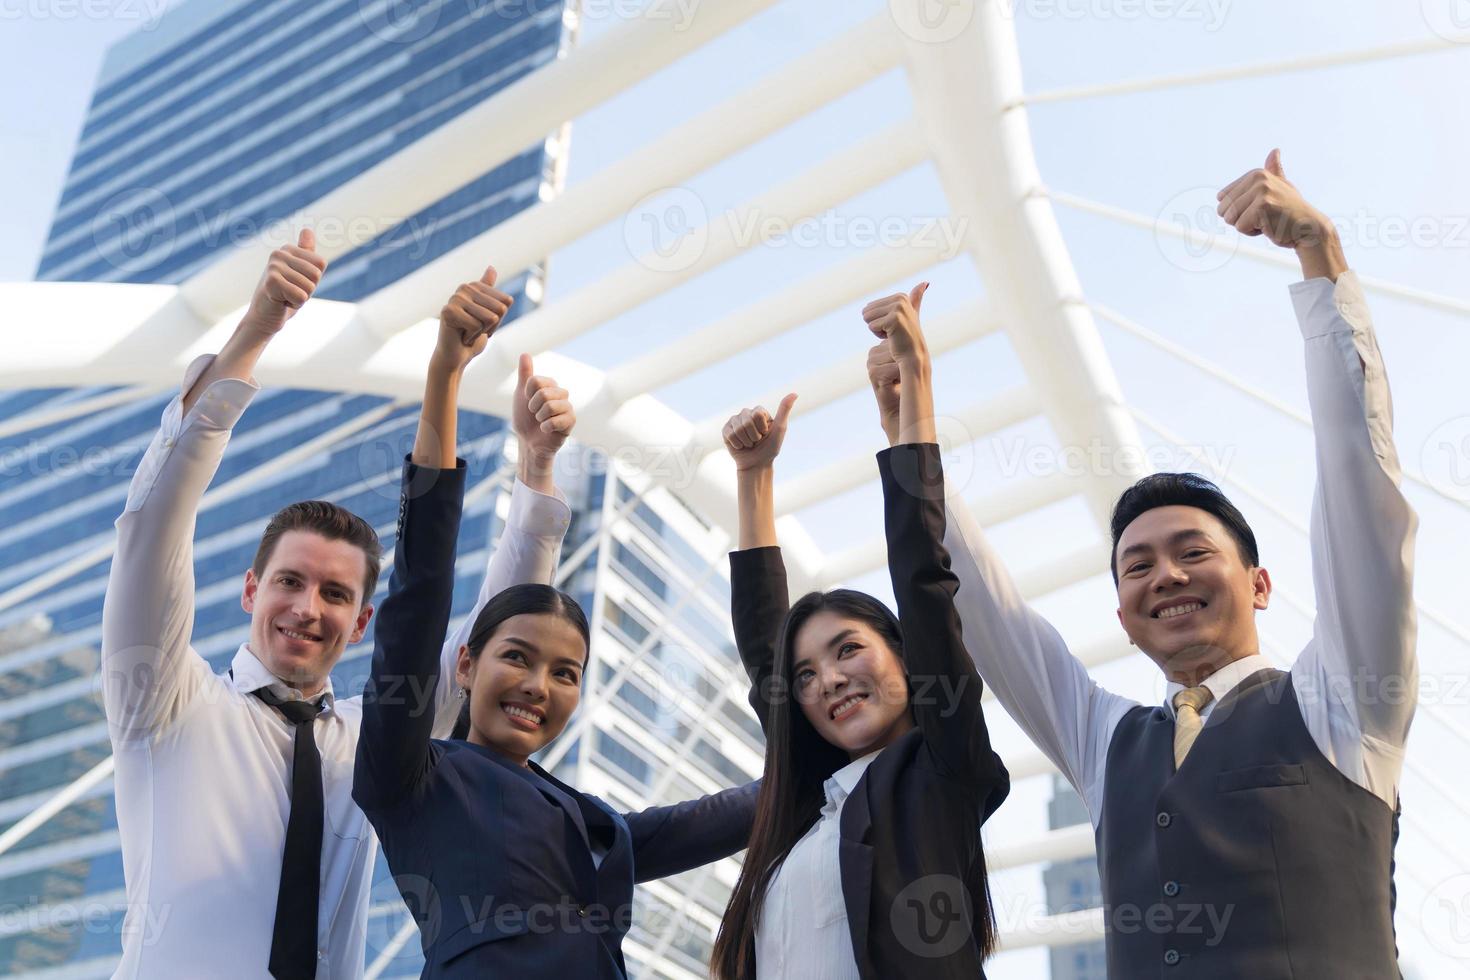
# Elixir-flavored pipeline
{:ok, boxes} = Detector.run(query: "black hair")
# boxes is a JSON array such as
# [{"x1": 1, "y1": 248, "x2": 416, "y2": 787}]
[
  {"x1": 449, "y1": 583, "x2": 590, "y2": 741},
  {"x1": 1109, "y1": 472, "x2": 1259, "y2": 583},
  {"x1": 712, "y1": 588, "x2": 999, "y2": 976}
]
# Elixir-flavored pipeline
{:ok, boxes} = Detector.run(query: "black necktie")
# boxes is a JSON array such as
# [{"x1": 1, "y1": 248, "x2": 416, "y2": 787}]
[{"x1": 253, "y1": 687, "x2": 325, "y2": 980}]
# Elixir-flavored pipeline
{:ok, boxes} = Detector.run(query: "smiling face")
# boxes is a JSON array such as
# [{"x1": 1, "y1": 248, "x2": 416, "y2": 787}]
[
  {"x1": 242, "y1": 530, "x2": 374, "y2": 696},
  {"x1": 1114, "y1": 505, "x2": 1271, "y2": 686},
  {"x1": 790, "y1": 609, "x2": 913, "y2": 759},
  {"x1": 456, "y1": 612, "x2": 587, "y2": 766}
]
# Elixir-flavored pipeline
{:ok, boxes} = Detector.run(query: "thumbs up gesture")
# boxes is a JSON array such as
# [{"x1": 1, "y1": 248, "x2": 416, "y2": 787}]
[
  {"x1": 513, "y1": 354, "x2": 575, "y2": 465},
  {"x1": 1216, "y1": 149, "x2": 1333, "y2": 250},
  {"x1": 435, "y1": 265, "x2": 514, "y2": 373},
  {"x1": 862, "y1": 282, "x2": 930, "y2": 369},
  {"x1": 722, "y1": 394, "x2": 798, "y2": 472},
  {"x1": 245, "y1": 229, "x2": 328, "y2": 334}
]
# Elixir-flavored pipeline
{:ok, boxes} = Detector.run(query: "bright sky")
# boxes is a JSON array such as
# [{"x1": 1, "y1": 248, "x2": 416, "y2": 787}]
[{"x1": 2, "y1": 1, "x2": 1468, "y2": 977}]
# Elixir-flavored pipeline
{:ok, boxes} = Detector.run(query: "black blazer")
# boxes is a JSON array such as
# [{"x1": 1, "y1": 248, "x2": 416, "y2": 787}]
[
  {"x1": 731, "y1": 443, "x2": 1010, "y2": 979},
  {"x1": 354, "y1": 460, "x2": 759, "y2": 979}
]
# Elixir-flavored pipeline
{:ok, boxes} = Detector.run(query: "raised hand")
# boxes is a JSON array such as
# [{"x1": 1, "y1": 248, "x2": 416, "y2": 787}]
[
  {"x1": 862, "y1": 283, "x2": 936, "y2": 445},
  {"x1": 244, "y1": 229, "x2": 328, "y2": 335},
  {"x1": 866, "y1": 340, "x2": 901, "y2": 447},
  {"x1": 434, "y1": 265, "x2": 513, "y2": 374},
  {"x1": 1216, "y1": 149, "x2": 1346, "y2": 281},
  {"x1": 862, "y1": 282, "x2": 930, "y2": 367},
  {"x1": 722, "y1": 394, "x2": 798, "y2": 472},
  {"x1": 1215, "y1": 149, "x2": 1332, "y2": 247},
  {"x1": 513, "y1": 354, "x2": 575, "y2": 467}
]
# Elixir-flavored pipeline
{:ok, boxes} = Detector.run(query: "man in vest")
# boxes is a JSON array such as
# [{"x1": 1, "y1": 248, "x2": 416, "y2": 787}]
[{"x1": 865, "y1": 150, "x2": 1417, "y2": 977}]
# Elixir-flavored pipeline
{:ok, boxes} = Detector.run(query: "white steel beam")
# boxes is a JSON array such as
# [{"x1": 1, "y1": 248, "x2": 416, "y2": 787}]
[
  {"x1": 175, "y1": 0, "x2": 785, "y2": 326},
  {"x1": 898, "y1": 0, "x2": 1147, "y2": 526},
  {"x1": 775, "y1": 384, "x2": 1041, "y2": 514},
  {"x1": 469, "y1": 117, "x2": 930, "y2": 386},
  {"x1": 1021, "y1": 37, "x2": 1465, "y2": 106},
  {"x1": 357, "y1": 13, "x2": 906, "y2": 335},
  {"x1": 685, "y1": 298, "x2": 999, "y2": 457}
]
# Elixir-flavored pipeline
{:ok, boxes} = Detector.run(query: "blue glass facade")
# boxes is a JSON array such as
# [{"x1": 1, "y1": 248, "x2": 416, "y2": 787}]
[
  {"x1": 1043, "y1": 775, "x2": 1108, "y2": 980},
  {"x1": 5, "y1": 0, "x2": 575, "y2": 974},
  {"x1": 9, "y1": 2, "x2": 764, "y2": 975},
  {"x1": 37, "y1": 0, "x2": 564, "y2": 292}
]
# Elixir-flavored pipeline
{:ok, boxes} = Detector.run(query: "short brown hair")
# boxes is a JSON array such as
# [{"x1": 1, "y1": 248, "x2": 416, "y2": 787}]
[{"x1": 251, "y1": 501, "x2": 383, "y2": 605}]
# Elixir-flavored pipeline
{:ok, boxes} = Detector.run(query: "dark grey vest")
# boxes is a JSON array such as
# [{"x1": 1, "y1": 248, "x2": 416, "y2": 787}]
[{"x1": 1096, "y1": 668, "x2": 1401, "y2": 979}]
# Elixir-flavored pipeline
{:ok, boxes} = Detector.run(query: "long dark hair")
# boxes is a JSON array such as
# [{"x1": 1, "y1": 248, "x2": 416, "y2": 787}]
[
  {"x1": 449, "y1": 583, "x2": 590, "y2": 741},
  {"x1": 711, "y1": 589, "x2": 908, "y2": 979}
]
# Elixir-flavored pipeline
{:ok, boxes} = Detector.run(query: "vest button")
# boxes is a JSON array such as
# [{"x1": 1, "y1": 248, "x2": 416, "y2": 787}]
[
  {"x1": 1164, "y1": 949, "x2": 1181, "y2": 965},
  {"x1": 578, "y1": 907, "x2": 588, "y2": 918},
  {"x1": 1163, "y1": 880, "x2": 1180, "y2": 897},
  {"x1": 1156, "y1": 811, "x2": 1172, "y2": 828}
]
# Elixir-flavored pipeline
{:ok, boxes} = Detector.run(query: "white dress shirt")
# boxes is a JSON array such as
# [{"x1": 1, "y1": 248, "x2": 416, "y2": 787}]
[
  {"x1": 99, "y1": 355, "x2": 571, "y2": 979},
  {"x1": 942, "y1": 272, "x2": 1418, "y2": 824},
  {"x1": 755, "y1": 750, "x2": 881, "y2": 980}
]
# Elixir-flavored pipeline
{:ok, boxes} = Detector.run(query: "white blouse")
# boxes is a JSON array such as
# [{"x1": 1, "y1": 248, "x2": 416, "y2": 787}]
[{"x1": 755, "y1": 749, "x2": 882, "y2": 979}]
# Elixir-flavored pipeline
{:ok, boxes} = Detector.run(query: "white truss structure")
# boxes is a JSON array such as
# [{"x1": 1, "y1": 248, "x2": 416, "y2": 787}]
[{"x1": 2, "y1": 1, "x2": 1467, "y2": 974}]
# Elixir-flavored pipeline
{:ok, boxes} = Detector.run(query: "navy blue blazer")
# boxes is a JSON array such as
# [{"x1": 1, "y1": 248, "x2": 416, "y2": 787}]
[
  {"x1": 354, "y1": 460, "x2": 759, "y2": 979},
  {"x1": 731, "y1": 444, "x2": 1010, "y2": 979}
]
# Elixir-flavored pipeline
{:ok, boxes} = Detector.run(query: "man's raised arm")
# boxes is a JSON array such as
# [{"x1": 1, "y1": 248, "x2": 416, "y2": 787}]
[
  {"x1": 1218, "y1": 150, "x2": 1419, "y2": 800},
  {"x1": 101, "y1": 232, "x2": 327, "y2": 741}
]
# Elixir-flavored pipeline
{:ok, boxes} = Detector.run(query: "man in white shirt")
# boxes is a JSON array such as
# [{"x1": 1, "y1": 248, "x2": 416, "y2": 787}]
[
  {"x1": 867, "y1": 151, "x2": 1418, "y2": 976},
  {"x1": 100, "y1": 235, "x2": 575, "y2": 978}
]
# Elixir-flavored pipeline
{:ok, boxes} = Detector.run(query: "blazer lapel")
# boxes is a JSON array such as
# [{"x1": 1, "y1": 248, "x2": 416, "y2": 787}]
[{"x1": 528, "y1": 761, "x2": 592, "y2": 850}]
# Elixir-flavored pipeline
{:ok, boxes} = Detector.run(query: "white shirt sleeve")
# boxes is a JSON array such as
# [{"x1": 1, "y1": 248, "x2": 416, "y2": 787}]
[
  {"x1": 1286, "y1": 272, "x2": 1419, "y2": 807},
  {"x1": 428, "y1": 476, "x2": 572, "y2": 737},
  {"x1": 101, "y1": 355, "x2": 259, "y2": 742},
  {"x1": 943, "y1": 498, "x2": 1138, "y2": 824}
]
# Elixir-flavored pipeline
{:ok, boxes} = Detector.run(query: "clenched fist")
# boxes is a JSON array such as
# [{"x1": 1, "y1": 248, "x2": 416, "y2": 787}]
[
  {"x1": 514, "y1": 354, "x2": 575, "y2": 462},
  {"x1": 436, "y1": 265, "x2": 513, "y2": 373},
  {"x1": 722, "y1": 394, "x2": 798, "y2": 472},
  {"x1": 866, "y1": 341, "x2": 901, "y2": 447},
  {"x1": 1216, "y1": 149, "x2": 1333, "y2": 249},
  {"x1": 862, "y1": 282, "x2": 930, "y2": 367},
  {"x1": 245, "y1": 229, "x2": 327, "y2": 334}
]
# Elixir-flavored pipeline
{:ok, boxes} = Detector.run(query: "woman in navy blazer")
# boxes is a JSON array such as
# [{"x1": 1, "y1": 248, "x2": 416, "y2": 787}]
[
  {"x1": 711, "y1": 284, "x2": 1010, "y2": 979},
  {"x1": 353, "y1": 278, "x2": 759, "y2": 979}
]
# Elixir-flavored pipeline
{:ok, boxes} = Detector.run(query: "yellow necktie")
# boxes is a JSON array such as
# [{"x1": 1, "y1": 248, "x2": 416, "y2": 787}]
[{"x1": 1172, "y1": 685, "x2": 1215, "y2": 768}]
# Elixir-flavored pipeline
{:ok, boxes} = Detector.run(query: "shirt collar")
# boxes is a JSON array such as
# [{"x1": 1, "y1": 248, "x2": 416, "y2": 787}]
[
  {"x1": 822, "y1": 749, "x2": 883, "y2": 812},
  {"x1": 1164, "y1": 653, "x2": 1273, "y2": 717},
  {"x1": 230, "y1": 644, "x2": 336, "y2": 711}
]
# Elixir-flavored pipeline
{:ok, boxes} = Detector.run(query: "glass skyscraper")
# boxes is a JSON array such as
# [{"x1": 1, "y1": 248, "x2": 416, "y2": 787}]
[
  {"x1": 3, "y1": 1, "x2": 763, "y2": 976},
  {"x1": 1042, "y1": 776, "x2": 1107, "y2": 980}
]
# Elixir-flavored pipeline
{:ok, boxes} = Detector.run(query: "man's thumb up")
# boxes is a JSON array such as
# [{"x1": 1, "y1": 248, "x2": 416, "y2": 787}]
[
  {"x1": 298, "y1": 228, "x2": 316, "y2": 252},
  {"x1": 518, "y1": 352, "x2": 534, "y2": 391},
  {"x1": 1265, "y1": 148, "x2": 1285, "y2": 179}
]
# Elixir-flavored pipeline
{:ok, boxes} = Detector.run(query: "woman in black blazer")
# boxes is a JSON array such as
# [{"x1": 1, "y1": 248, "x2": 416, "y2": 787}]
[
  {"x1": 353, "y1": 279, "x2": 759, "y2": 979},
  {"x1": 711, "y1": 284, "x2": 1010, "y2": 979}
]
